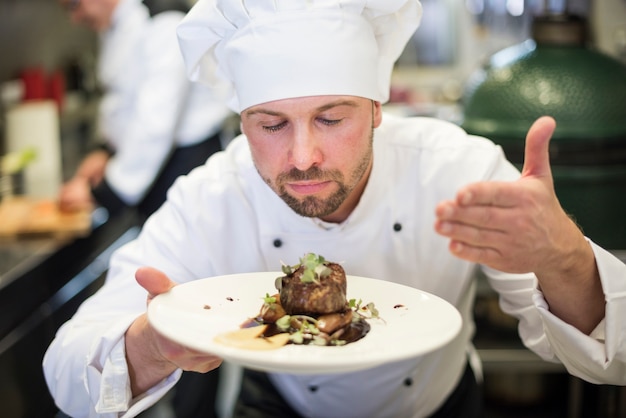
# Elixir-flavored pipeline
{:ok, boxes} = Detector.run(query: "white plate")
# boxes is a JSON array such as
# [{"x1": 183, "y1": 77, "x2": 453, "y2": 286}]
[{"x1": 148, "y1": 272, "x2": 462, "y2": 374}]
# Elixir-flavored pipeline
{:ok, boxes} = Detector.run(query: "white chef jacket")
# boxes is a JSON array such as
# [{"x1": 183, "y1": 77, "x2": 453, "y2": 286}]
[
  {"x1": 43, "y1": 115, "x2": 626, "y2": 417},
  {"x1": 95, "y1": 0, "x2": 231, "y2": 205}
]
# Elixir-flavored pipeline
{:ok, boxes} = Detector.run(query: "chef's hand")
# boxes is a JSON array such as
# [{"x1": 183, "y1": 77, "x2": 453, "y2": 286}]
[
  {"x1": 125, "y1": 267, "x2": 223, "y2": 396},
  {"x1": 58, "y1": 150, "x2": 109, "y2": 212},
  {"x1": 75, "y1": 150, "x2": 109, "y2": 185},
  {"x1": 58, "y1": 176, "x2": 95, "y2": 212},
  {"x1": 435, "y1": 116, "x2": 604, "y2": 333}
]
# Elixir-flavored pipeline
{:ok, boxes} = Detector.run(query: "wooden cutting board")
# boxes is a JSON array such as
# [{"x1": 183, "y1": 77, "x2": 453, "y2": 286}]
[{"x1": 0, "y1": 196, "x2": 91, "y2": 238}]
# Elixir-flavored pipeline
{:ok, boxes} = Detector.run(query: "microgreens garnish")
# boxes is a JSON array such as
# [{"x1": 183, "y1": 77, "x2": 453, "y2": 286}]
[
  {"x1": 281, "y1": 253, "x2": 332, "y2": 284},
  {"x1": 275, "y1": 315, "x2": 291, "y2": 331},
  {"x1": 262, "y1": 293, "x2": 276, "y2": 305},
  {"x1": 349, "y1": 298, "x2": 381, "y2": 321}
]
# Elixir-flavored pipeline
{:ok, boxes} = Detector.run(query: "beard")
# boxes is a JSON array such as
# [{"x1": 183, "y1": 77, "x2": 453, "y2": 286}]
[
  {"x1": 276, "y1": 167, "x2": 349, "y2": 218},
  {"x1": 262, "y1": 132, "x2": 373, "y2": 219}
]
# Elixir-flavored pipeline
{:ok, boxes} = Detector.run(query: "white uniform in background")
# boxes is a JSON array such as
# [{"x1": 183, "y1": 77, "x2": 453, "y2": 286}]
[
  {"x1": 94, "y1": 0, "x2": 231, "y2": 207},
  {"x1": 43, "y1": 114, "x2": 626, "y2": 418}
]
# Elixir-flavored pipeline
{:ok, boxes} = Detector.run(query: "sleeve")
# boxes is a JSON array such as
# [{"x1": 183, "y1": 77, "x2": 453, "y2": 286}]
[
  {"x1": 482, "y1": 242, "x2": 626, "y2": 385},
  {"x1": 103, "y1": 13, "x2": 191, "y2": 206},
  {"x1": 92, "y1": 178, "x2": 130, "y2": 217},
  {"x1": 42, "y1": 161, "x2": 233, "y2": 417},
  {"x1": 42, "y1": 240, "x2": 182, "y2": 417},
  {"x1": 534, "y1": 241, "x2": 626, "y2": 384}
]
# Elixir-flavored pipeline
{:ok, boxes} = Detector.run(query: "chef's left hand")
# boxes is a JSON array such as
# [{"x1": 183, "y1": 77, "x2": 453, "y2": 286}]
[
  {"x1": 434, "y1": 116, "x2": 581, "y2": 276},
  {"x1": 435, "y1": 116, "x2": 604, "y2": 333}
]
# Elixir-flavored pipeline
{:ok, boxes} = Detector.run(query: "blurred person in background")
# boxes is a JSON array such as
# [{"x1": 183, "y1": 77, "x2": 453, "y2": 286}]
[
  {"x1": 57, "y1": 0, "x2": 233, "y2": 223},
  {"x1": 57, "y1": 1, "x2": 232, "y2": 416}
]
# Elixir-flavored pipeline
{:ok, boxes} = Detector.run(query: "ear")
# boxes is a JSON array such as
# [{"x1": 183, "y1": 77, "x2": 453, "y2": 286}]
[{"x1": 372, "y1": 101, "x2": 383, "y2": 128}]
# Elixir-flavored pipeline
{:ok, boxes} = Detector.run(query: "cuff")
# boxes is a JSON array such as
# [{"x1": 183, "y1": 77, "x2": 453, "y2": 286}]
[
  {"x1": 92, "y1": 179, "x2": 129, "y2": 216},
  {"x1": 91, "y1": 142, "x2": 116, "y2": 156},
  {"x1": 88, "y1": 320, "x2": 182, "y2": 416},
  {"x1": 531, "y1": 241, "x2": 626, "y2": 384}
]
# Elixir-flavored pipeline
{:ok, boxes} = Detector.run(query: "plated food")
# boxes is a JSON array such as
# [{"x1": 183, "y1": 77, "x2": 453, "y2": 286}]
[
  {"x1": 147, "y1": 266, "x2": 462, "y2": 374},
  {"x1": 216, "y1": 253, "x2": 380, "y2": 350}
]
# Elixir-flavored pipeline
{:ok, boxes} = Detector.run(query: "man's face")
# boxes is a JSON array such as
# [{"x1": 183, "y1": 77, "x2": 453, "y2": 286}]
[
  {"x1": 59, "y1": 0, "x2": 117, "y2": 32},
  {"x1": 241, "y1": 95, "x2": 383, "y2": 223}
]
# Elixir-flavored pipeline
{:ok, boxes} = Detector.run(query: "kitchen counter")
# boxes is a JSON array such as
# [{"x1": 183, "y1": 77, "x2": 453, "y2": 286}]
[
  {"x1": 0, "y1": 207, "x2": 137, "y2": 334},
  {"x1": 0, "y1": 208, "x2": 140, "y2": 418},
  {"x1": 0, "y1": 92, "x2": 144, "y2": 417}
]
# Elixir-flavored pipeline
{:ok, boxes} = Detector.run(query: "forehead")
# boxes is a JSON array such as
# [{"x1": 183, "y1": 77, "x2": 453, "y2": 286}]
[{"x1": 242, "y1": 95, "x2": 368, "y2": 118}]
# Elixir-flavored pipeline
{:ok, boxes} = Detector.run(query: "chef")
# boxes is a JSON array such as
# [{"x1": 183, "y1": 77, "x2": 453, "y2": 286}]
[
  {"x1": 57, "y1": 0, "x2": 233, "y2": 220},
  {"x1": 44, "y1": 1, "x2": 626, "y2": 417}
]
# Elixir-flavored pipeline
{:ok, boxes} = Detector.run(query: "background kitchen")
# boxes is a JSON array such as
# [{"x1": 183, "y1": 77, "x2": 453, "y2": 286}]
[{"x1": 1, "y1": 0, "x2": 625, "y2": 417}]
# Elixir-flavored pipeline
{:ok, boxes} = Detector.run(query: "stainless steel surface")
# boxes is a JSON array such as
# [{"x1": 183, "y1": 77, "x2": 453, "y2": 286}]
[
  {"x1": 478, "y1": 348, "x2": 565, "y2": 373},
  {"x1": 0, "y1": 211, "x2": 139, "y2": 418},
  {"x1": 0, "y1": 239, "x2": 65, "y2": 289}
]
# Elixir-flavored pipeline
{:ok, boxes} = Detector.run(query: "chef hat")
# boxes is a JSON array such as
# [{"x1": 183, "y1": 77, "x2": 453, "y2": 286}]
[{"x1": 177, "y1": 0, "x2": 422, "y2": 112}]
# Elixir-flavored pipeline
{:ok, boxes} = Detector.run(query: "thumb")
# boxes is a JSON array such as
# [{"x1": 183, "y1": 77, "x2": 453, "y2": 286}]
[
  {"x1": 521, "y1": 116, "x2": 556, "y2": 179},
  {"x1": 135, "y1": 266, "x2": 177, "y2": 300}
]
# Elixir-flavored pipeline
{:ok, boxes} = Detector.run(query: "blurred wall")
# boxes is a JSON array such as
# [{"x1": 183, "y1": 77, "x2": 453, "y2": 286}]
[
  {"x1": 591, "y1": 0, "x2": 626, "y2": 62},
  {"x1": 0, "y1": 0, "x2": 97, "y2": 84}
]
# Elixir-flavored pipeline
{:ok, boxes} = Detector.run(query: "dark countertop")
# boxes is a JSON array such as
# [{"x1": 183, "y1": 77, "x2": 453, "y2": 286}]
[
  {"x1": 0, "y1": 208, "x2": 140, "y2": 418},
  {"x1": 0, "y1": 238, "x2": 60, "y2": 290},
  {"x1": 0, "y1": 208, "x2": 139, "y2": 339},
  {"x1": 0, "y1": 205, "x2": 106, "y2": 294}
]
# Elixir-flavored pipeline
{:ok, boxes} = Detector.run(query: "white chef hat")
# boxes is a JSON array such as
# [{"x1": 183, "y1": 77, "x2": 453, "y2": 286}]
[{"x1": 177, "y1": 0, "x2": 422, "y2": 112}]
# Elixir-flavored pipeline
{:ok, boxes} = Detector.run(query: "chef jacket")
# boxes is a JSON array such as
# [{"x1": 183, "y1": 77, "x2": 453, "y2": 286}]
[
  {"x1": 43, "y1": 114, "x2": 626, "y2": 417},
  {"x1": 94, "y1": 0, "x2": 231, "y2": 205}
]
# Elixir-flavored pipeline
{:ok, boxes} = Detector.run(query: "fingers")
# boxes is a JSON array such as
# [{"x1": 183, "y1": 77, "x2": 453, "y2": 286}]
[
  {"x1": 144, "y1": 315, "x2": 223, "y2": 373},
  {"x1": 157, "y1": 336, "x2": 223, "y2": 372},
  {"x1": 436, "y1": 198, "x2": 505, "y2": 229},
  {"x1": 434, "y1": 117, "x2": 560, "y2": 271},
  {"x1": 58, "y1": 178, "x2": 94, "y2": 212},
  {"x1": 435, "y1": 200, "x2": 510, "y2": 254},
  {"x1": 445, "y1": 239, "x2": 503, "y2": 266},
  {"x1": 451, "y1": 116, "x2": 557, "y2": 208},
  {"x1": 435, "y1": 203, "x2": 536, "y2": 272},
  {"x1": 126, "y1": 314, "x2": 221, "y2": 395},
  {"x1": 521, "y1": 116, "x2": 556, "y2": 179},
  {"x1": 135, "y1": 267, "x2": 177, "y2": 300},
  {"x1": 453, "y1": 181, "x2": 520, "y2": 208}
]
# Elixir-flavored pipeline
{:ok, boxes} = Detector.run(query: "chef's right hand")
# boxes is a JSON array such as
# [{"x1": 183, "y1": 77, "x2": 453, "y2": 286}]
[
  {"x1": 58, "y1": 176, "x2": 95, "y2": 212},
  {"x1": 125, "y1": 267, "x2": 223, "y2": 396},
  {"x1": 75, "y1": 149, "x2": 109, "y2": 184}
]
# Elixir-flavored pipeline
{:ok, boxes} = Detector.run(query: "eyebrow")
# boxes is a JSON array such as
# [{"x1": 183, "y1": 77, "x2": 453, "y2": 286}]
[{"x1": 243, "y1": 99, "x2": 360, "y2": 118}]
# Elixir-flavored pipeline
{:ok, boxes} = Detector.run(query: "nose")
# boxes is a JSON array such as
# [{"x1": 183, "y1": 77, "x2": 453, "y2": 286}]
[{"x1": 288, "y1": 125, "x2": 323, "y2": 171}]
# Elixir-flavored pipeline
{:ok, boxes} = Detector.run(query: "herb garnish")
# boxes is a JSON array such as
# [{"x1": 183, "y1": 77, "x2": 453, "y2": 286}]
[{"x1": 280, "y1": 253, "x2": 332, "y2": 284}]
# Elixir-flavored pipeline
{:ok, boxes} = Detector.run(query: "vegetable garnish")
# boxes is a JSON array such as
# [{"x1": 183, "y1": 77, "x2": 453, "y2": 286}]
[
  {"x1": 280, "y1": 253, "x2": 332, "y2": 284},
  {"x1": 349, "y1": 298, "x2": 382, "y2": 321},
  {"x1": 215, "y1": 253, "x2": 380, "y2": 350}
]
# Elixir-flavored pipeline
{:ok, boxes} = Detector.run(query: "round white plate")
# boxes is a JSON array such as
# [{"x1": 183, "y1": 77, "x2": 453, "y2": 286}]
[{"x1": 148, "y1": 272, "x2": 462, "y2": 375}]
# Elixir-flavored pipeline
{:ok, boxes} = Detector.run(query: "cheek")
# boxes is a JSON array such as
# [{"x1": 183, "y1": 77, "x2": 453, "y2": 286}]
[
  {"x1": 248, "y1": 139, "x2": 286, "y2": 179},
  {"x1": 329, "y1": 126, "x2": 371, "y2": 160}
]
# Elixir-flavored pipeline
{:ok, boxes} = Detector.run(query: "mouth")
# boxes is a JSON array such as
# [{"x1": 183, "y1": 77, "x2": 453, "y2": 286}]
[{"x1": 286, "y1": 180, "x2": 333, "y2": 196}]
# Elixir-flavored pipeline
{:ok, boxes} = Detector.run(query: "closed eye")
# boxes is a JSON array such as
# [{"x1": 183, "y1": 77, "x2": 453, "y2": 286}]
[
  {"x1": 263, "y1": 121, "x2": 288, "y2": 133},
  {"x1": 318, "y1": 118, "x2": 342, "y2": 126}
]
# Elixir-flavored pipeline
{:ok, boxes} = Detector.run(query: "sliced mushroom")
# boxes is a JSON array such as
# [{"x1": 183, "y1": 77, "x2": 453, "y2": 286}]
[{"x1": 316, "y1": 310, "x2": 353, "y2": 334}]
